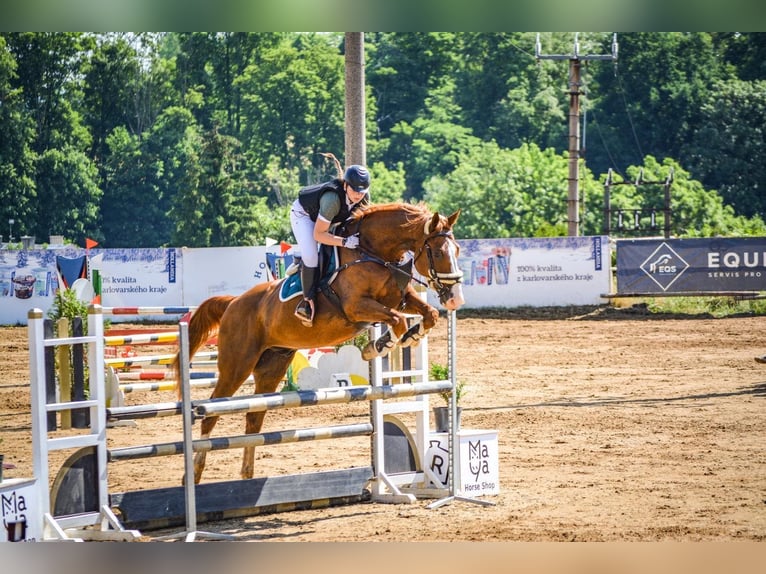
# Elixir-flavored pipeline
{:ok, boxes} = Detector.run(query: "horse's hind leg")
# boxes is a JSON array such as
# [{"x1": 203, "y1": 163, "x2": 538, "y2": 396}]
[
  {"x1": 193, "y1": 339, "x2": 262, "y2": 484},
  {"x1": 192, "y1": 414, "x2": 220, "y2": 484},
  {"x1": 240, "y1": 348, "x2": 296, "y2": 479}
]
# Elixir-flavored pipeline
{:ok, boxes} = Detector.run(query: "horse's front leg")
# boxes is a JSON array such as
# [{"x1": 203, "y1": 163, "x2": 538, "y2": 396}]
[
  {"x1": 398, "y1": 286, "x2": 440, "y2": 348},
  {"x1": 345, "y1": 298, "x2": 410, "y2": 360}
]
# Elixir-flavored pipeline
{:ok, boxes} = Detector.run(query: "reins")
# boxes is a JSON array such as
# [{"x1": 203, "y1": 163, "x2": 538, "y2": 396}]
[
  {"x1": 327, "y1": 207, "x2": 463, "y2": 313},
  {"x1": 335, "y1": 249, "x2": 428, "y2": 290}
]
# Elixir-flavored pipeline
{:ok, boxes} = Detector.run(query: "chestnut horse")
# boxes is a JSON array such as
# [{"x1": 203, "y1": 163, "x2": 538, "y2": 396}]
[{"x1": 180, "y1": 202, "x2": 464, "y2": 483}]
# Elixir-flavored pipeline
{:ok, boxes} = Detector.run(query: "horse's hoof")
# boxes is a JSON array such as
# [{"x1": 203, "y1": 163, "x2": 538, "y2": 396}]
[
  {"x1": 362, "y1": 342, "x2": 394, "y2": 361},
  {"x1": 362, "y1": 344, "x2": 379, "y2": 361}
]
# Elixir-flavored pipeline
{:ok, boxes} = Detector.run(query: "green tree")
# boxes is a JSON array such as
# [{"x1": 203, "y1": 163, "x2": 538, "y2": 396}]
[
  {"x1": 367, "y1": 161, "x2": 407, "y2": 204},
  {"x1": 101, "y1": 126, "x2": 157, "y2": 247},
  {"x1": 3, "y1": 33, "x2": 93, "y2": 154},
  {"x1": 367, "y1": 33, "x2": 460, "y2": 136},
  {"x1": 424, "y1": 141, "x2": 599, "y2": 239},
  {"x1": 82, "y1": 35, "x2": 142, "y2": 171},
  {"x1": 385, "y1": 79, "x2": 480, "y2": 199},
  {"x1": 456, "y1": 32, "x2": 569, "y2": 151},
  {"x1": 236, "y1": 33, "x2": 345, "y2": 179},
  {"x1": 34, "y1": 146, "x2": 102, "y2": 244},
  {"x1": 602, "y1": 156, "x2": 766, "y2": 238},
  {"x1": 588, "y1": 33, "x2": 734, "y2": 179},
  {"x1": 0, "y1": 35, "x2": 36, "y2": 241},
  {"x1": 684, "y1": 79, "x2": 766, "y2": 219},
  {"x1": 193, "y1": 125, "x2": 251, "y2": 247},
  {"x1": 102, "y1": 107, "x2": 201, "y2": 248},
  {"x1": 716, "y1": 32, "x2": 766, "y2": 82}
]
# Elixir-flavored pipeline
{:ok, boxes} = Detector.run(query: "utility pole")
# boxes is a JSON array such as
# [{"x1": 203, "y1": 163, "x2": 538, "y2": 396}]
[
  {"x1": 344, "y1": 32, "x2": 366, "y2": 167},
  {"x1": 536, "y1": 33, "x2": 618, "y2": 236}
]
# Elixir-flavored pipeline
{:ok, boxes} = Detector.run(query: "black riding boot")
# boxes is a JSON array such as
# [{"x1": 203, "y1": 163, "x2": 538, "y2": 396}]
[{"x1": 295, "y1": 265, "x2": 318, "y2": 327}]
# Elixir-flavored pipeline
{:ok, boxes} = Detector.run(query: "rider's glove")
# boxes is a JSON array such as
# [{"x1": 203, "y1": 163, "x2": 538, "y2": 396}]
[{"x1": 342, "y1": 234, "x2": 360, "y2": 249}]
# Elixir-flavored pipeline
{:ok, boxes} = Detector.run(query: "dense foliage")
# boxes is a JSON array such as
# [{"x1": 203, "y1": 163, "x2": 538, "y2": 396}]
[{"x1": 1, "y1": 32, "x2": 764, "y2": 247}]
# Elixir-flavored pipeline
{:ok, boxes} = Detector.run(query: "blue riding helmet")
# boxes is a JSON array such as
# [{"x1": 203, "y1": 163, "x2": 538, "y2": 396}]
[{"x1": 344, "y1": 165, "x2": 370, "y2": 192}]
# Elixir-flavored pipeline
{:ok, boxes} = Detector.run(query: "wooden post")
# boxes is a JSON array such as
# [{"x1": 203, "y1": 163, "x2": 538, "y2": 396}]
[
  {"x1": 72, "y1": 316, "x2": 89, "y2": 428},
  {"x1": 56, "y1": 317, "x2": 71, "y2": 429},
  {"x1": 43, "y1": 319, "x2": 56, "y2": 431},
  {"x1": 344, "y1": 32, "x2": 366, "y2": 166}
]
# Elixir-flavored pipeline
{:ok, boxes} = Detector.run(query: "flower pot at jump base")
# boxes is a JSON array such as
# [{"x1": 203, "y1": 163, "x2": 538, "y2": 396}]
[{"x1": 433, "y1": 406, "x2": 462, "y2": 432}]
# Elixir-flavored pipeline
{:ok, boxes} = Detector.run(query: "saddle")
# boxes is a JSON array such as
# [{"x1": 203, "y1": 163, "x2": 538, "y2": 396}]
[
  {"x1": 279, "y1": 242, "x2": 414, "y2": 310},
  {"x1": 279, "y1": 244, "x2": 339, "y2": 302}
]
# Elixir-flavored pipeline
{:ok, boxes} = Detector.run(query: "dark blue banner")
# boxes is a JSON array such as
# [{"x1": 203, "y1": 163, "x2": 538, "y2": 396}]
[{"x1": 616, "y1": 237, "x2": 766, "y2": 293}]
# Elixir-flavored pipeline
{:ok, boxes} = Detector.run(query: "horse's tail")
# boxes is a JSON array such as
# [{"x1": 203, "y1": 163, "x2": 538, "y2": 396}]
[{"x1": 172, "y1": 295, "x2": 236, "y2": 399}]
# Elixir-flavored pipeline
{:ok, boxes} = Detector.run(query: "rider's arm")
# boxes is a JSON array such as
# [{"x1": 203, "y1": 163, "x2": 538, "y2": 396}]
[{"x1": 313, "y1": 193, "x2": 345, "y2": 247}]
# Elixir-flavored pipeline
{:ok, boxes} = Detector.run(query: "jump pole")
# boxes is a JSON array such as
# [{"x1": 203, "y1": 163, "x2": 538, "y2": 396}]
[
  {"x1": 194, "y1": 381, "x2": 452, "y2": 418},
  {"x1": 154, "y1": 321, "x2": 233, "y2": 542}
]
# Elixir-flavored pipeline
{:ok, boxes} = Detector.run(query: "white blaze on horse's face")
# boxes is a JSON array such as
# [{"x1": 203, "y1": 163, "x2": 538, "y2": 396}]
[
  {"x1": 442, "y1": 237, "x2": 465, "y2": 311},
  {"x1": 420, "y1": 209, "x2": 465, "y2": 311}
]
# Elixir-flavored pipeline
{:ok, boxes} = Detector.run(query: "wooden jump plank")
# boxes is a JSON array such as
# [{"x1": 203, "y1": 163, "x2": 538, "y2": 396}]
[{"x1": 109, "y1": 466, "x2": 373, "y2": 530}]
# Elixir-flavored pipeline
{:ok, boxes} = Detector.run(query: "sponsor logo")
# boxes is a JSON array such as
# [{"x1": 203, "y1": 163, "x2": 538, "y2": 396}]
[{"x1": 640, "y1": 242, "x2": 689, "y2": 291}]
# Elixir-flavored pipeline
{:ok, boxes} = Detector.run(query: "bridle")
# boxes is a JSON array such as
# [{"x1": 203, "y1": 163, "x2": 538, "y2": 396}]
[
  {"x1": 411, "y1": 230, "x2": 464, "y2": 304},
  {"x1": 334, "y1": 216, "x2": 464, "y2": 305}
]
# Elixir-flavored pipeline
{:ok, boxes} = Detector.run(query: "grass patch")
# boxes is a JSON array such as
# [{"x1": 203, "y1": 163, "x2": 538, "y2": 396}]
[{"x1": 643, "y1": 295, "x2": 766, "y2": 317}]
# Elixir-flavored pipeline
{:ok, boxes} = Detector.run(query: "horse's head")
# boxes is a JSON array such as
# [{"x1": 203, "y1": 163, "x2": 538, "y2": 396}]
[
  {"x1": 413, "y1": 209, "x2": 465, "y2": 311},
  {"x1": 351, "y1": 202, "x2": 466, "y2": 310}
]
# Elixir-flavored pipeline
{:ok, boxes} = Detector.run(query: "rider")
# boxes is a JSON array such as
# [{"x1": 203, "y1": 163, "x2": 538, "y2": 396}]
[{"x1": 289, "y1": 164, "x2": 371, "y2": 326}]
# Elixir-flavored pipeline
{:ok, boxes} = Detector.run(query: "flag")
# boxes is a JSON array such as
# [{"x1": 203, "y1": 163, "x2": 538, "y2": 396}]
[{"x1": 85, "y1": 238, "x2": 99, "y2": 250}]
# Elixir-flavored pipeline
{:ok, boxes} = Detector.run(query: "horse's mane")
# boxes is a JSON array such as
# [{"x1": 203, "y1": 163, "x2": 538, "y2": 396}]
[{"x1": 351, "y1": 202, "x2": 432, "y2": 233}]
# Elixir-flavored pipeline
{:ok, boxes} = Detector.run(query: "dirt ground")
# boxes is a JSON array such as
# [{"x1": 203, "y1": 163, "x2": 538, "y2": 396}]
[{"x1": 1, "y1": 305, "x2": 764, "y2": 542}]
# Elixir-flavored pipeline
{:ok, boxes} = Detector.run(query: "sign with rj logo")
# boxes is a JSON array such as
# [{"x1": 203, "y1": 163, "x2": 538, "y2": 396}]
[{"x1": 426, "y1": 430, "x2": 499, "y2": 497}]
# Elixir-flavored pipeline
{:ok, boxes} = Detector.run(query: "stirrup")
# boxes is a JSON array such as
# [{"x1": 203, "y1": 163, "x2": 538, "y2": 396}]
[{"x1": 295, "y1": 299, "x2": 314, "y2": 327}]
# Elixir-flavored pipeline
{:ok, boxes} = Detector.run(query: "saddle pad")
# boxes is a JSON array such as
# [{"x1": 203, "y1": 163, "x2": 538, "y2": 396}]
[{"x1": 279, "y1": 246, "x2": 339, "y2": 302}]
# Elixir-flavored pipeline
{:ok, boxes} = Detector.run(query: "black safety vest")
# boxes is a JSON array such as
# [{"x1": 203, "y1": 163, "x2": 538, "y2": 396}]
[{"x1": 298, "y1": 179, "x2": 355, "y2": 224}]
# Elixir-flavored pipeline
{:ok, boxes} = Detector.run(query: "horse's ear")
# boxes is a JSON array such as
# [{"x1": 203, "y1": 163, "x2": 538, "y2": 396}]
[
  {"x1": 447, "y1": 209, "x2": 461, "y2": 229},
  {"x1": 428, "y1": 212, "x2": 441, "y2": 234}
]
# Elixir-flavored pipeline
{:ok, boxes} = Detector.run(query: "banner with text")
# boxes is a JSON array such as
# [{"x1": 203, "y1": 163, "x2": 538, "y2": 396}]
[
  {"x1": 616, "y1": 237, "x2": 766, "y2": 293},
  {"x1": 1, "y1": 237, "x2": 610, "y2": 324},
  {"x1": 427, "y1": 236, "x2": 610, "y2": 309}
]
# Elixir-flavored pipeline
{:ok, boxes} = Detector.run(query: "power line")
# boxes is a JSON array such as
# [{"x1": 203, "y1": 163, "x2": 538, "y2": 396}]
[
  {"x1": 536, "y1": 33, "x2": 618, "y2": 237},
  {"x1": 614, "y1": 69, "x2": 645, "y2": 162}
]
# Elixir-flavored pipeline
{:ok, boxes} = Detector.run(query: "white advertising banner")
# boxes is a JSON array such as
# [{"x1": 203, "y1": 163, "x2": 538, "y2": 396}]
[
  {"x1": 0, "y1": 248, "x2": 64, "y2": 325},
  {"x1": 93, "y1": 248, "x2": 183, "y2": 309},
  {"x1": 1, "y1": 237, "x2": 610, "y2": 325},
  {"x1": 427, "y1": 236, "x2": 611, "y2": 309},
  {"x1": 181, "y1": 245, "x2": 280, "y2": 305}
]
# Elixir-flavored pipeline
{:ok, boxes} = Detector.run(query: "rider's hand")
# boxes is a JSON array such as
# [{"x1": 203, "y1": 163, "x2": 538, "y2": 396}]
[{"x1": 342, "y1": 234, "x2": 360, "y2": 249}]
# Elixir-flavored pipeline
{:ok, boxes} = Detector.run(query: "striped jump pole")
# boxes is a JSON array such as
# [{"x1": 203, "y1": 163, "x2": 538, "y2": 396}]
[
  {"x1": 117, "y1": 373, "x2": 250, "y2": 394},
  {"x1": 195, "y1": 381, "x2": 453, "y2": 418},
  {"x1": 104, "y1": 332, "x2": 180, "y2": 346},
  {"x1": 116, "y1": 371, "x2": 217, "y2": 381},
  {"x1": 105, "y1": 350, "x2": 217, "y2": 368},
  {"x1": 103, "y1": 306, "x2": 196, "y2": 316},
  {"x1": 118, "y1": 378, "x2": 219, "y2": 394},
  {"x1": 108, "y1": 422, "x2": 373, "y2": 462},
  {"x1": 107, "y1": 401, "x2": 188, "y2": 420}
]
